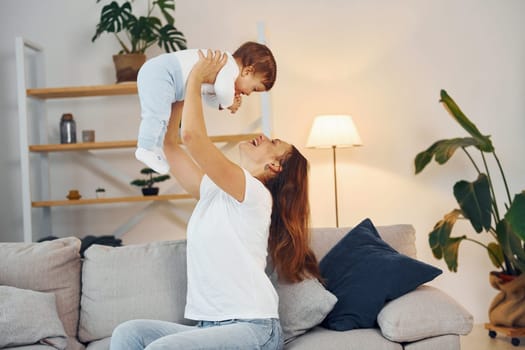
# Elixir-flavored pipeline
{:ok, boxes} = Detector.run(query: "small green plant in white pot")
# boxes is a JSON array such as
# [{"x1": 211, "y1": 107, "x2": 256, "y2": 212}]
[{"x1": 95, "y1": 187, "x2": 106, "y2": 199}]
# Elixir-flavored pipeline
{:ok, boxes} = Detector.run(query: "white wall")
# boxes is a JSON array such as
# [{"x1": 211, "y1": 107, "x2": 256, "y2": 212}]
[{"x1": 1, "y1": 0, "x2": 524, "y2": 324}]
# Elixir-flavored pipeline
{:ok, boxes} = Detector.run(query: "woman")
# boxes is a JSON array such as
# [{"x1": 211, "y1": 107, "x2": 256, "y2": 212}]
[{"x1": 110, "y1": 50, "x2": 320, "y2": 350}]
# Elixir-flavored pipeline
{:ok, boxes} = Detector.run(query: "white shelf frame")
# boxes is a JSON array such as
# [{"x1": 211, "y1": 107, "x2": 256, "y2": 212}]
[{"x1": 16, "y1": 37, "x2": 49, "y2": 242}]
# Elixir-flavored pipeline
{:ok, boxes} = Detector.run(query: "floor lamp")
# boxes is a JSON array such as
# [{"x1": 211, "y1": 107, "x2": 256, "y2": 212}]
[{"x1": 306, "y1": 115, "x2": 362, "y2": 227}]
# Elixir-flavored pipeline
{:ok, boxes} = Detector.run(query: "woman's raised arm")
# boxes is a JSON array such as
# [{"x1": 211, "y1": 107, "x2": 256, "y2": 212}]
[
  {"x1": 180, "y1": 50, "x2": 247, "y2": 202},
  {"x1": 164, "y1": 101, "x2": 204, "y2": 199}
]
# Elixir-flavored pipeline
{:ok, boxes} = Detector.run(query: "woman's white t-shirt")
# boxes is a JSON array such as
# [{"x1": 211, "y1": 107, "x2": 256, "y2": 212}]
[{"x1": 184, "y1": 169, "x2": 279, "y2": 321}]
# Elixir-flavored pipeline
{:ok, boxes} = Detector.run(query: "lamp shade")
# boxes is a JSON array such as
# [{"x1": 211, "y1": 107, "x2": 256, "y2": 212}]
[{"x1": 306, "y1": 115, "x2": 362, "y2": 148}]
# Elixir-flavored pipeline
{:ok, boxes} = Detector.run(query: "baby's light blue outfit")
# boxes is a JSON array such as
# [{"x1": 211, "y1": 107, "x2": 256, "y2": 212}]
[{"x1": 136, "y1": 50, "x2": 238, "y2": 151}]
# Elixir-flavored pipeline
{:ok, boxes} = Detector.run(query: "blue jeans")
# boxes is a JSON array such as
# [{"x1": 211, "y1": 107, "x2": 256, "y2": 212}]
[{"x1": 110, "y1": 318, "x2": 283, "y2": 350}]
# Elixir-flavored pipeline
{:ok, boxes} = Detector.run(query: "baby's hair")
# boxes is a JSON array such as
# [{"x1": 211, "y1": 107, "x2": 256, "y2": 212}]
[{"x1": 233, "y1": 41, "x2": 277, "y2": 91}]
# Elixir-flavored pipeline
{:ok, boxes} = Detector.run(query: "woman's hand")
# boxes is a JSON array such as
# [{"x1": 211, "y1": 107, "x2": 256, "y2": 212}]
[{"x1": 191, "y1": 49, "x2": 228, "y2": 84}]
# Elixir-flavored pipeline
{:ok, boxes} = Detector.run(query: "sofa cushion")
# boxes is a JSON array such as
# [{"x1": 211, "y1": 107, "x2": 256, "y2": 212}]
[
  {"x1": 311, "y1": 224, "x2": 416, "y2": 261},
  {"x1": 78, "y1": 239, "x2": 191, "y2": 342},
  {"x1": 403, "y1": 334, "x2": 460, "y2": 350},
  {"x1": 284, "y1": 327, "x2": 403, "y2": 350},
  {"x1": 274, "y1": 277, "x2": 337, "y2": 344},
  {"x1": 0, "y1": 286, "x2": 67, "y2": 349},
  {"x1": 85, "y1": 337, "x2": 111, "y2": 350},
  {"x1": 0, "y1": 237, "x2": 81, "y2": 338},
  {"x1": 319, "y1": 218, "x2": 442, "y2": 331},
  {"x1": 377, "y1": 285, "x2": 473, "y2": 342}
]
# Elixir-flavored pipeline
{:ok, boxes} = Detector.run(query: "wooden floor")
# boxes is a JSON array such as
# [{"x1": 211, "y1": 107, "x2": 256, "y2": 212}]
[{"x1": 461, "y1": 324, "x2": 525, "y2": 349}]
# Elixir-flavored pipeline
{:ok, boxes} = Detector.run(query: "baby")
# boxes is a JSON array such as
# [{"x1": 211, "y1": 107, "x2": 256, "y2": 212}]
[{"x1": 135, "y1": 41, "x2": 277, "y2": 174}]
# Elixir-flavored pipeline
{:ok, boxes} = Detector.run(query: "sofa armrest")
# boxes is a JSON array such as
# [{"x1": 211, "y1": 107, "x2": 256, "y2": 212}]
[{"x1": 377, "y1": 285, "x2": 473, "y2": 342}]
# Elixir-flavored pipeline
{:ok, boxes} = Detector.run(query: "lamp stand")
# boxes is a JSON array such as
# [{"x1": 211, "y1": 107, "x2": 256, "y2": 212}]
[{"x1": 332, "y1": 145, "x2": 339, "y2": 228}]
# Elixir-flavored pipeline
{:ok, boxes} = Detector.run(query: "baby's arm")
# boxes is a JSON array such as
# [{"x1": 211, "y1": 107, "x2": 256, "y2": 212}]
[{"x1": 227, "y1": 95, "x2": 242, "y2": 114}]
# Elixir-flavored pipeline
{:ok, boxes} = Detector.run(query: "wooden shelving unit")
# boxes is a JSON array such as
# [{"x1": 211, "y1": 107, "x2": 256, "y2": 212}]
[
  {"x1": 28, "y1": 134, "x2": 259, "y2": 152},
  {"x1": 32, "y1": 194, "x2": 193, "y2": 207},
  {"x1": 26, "y1": 83, "x2": 137, "y2": 99}
]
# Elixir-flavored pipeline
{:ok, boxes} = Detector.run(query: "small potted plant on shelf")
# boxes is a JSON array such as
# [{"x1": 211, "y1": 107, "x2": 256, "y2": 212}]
[
  {"x1": 130, "y1": 167, "x2": 170, "y2": 196},
  {"x1": 414, "y1": 89, "x2": 525, "y2": 328},
  {"x1": 92, "y1": 0, "x2": 187, "y2": 82},
  {"x1": 95, "y1": 187, "x2": 106, "y2": 198}
]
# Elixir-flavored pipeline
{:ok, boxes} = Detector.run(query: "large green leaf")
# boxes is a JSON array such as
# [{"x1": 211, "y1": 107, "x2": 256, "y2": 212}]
[
  {"x1": 496, "y1": 219, "x2": 525, "y2": 275},
  {"x1": 154, "y1": 0, "x2": 175, "y2": 25},
  {"x1": 443, "y1": 236, "x2": 464, "y2": 272},
  {"x1": 153, "y1": 174, "x2": 171, "y2": 183},
  {"x1": 157, "y1": 24, "x2": 187, "y2": 52},
  {"x1": 487, "y1": 242, "x2": 504, "y2": 270},
  {"x1": 440, "y1": 90, "x2": 494, "y2": 152},
  {"x1": 92, "y1": 1, "x2": 133, "y2": 41},
  {"x1": 414, "y1": 137, "x2": 480, "y2": 174},
  {"x1": 453, "y1": 174, "x2": 492, "y2": 232},
  {"x1": 428, "y1": 209, "x2": 462, "y2": 259},
  {"x1": 128, "y1": 16, "x2": 160, "y2": 52},
  {"x1": 505, "y1": 191, "x2": 525, "y2": 242}
]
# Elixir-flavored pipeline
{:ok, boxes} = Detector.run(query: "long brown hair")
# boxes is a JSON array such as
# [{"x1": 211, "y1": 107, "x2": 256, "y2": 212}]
[
  {"x1": 264, "y1": 146, "x2": 322, "y2": 283},
  {"x1": 233, "y1": 41, "x2": 277, "y2": 91}
]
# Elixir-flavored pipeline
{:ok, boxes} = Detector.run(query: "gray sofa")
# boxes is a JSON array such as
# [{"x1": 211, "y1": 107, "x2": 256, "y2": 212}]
[{"x1": 0, "y1": 224, "x2": 473, "y2": 350}]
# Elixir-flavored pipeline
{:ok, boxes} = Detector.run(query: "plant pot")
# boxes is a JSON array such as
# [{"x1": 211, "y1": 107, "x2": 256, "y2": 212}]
[
  {"x1": 112, "y1": 53, "x2": 146, "y2": 83},
  {"x1": 489, "y1": 271, "x2": 525, "y2": 327},
  {"x1": 141, "y1": 187, "x2": 159, "y2": 196}
]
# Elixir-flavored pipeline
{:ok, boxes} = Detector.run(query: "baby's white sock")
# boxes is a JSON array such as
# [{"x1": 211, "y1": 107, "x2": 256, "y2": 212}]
[{"x1": 135, "y1": 147, "x2": 170, "y2": 174}]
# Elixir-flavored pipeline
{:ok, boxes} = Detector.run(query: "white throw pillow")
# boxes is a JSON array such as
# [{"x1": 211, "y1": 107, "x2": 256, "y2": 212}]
[
  {"x1": 377, "y1": 285, "x2": 473, "y2": 342},
  {"x1": 0, "y1": 286, "x2": 67, "y2": 349},
  {"x1": 78, "y1": 240, "x2": 190, "y2": 343}
]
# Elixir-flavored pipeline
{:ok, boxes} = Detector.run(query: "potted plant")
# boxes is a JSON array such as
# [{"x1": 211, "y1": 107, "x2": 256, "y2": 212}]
[
  {"x1": 92, "y1": 0, "x2": 187, "y2": 82},
  {"x1": 414, "y1": 89, "x2": 525, "y2": 327},
  {"x1": 130, "y1": 167, "x2": 170, "y2": 196},
  {"x1": 95, "y1": 187, "x2": 106, "y2": 198}
]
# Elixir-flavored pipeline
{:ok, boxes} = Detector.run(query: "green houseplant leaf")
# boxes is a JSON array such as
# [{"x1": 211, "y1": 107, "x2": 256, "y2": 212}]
[
  {"x1": 157, "y1": 24, "x2": 187, "y2": 52},
  {"x1": 496, "y1": 219, "x2": 525, "y2": 274},
  {"x1": 428, "y1": 209, "x2": 463, "y2": 263},
  {"x1": 453, "y1": 174, "x2": 492, "y2": 233},
  {"x1": 415, "y1": 137, "x2": 481, "y2": 174},
  {"x1": 155, "y1": 0, "x2": 175, "y2": 25},
  {"x1": 128, "y1": 16, "x2": 160, "y2": 53},
  {"x1": 440, "y1": 90, "x2": 494, "y2": 152},
  {"x1": 505, "y1": 191, "x2": 525, "y2": 242},
  {"x1": 428, "y1": 209, "x2": 466, "y2": 272},
  {"x1": 487, "y1": 242, "x2": 504, "y2": 270},
  {"x1": 92, "y1": 1, "x2": 133, "y2": 41}
]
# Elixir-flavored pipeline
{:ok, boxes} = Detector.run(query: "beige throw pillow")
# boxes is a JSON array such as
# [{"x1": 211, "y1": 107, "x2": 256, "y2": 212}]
[
  {"x1": 0, "y1": 237, "x2": 81, "y2": 338},
  {"x1": 0, "y1": 286, "x2": 67, "y2": 349},
  {"x1": 377, "y1": 285, "x2": 473, "y2": 342},
  {"x1": 78, "y1": 240, "x2": 190, "y2": 342}
]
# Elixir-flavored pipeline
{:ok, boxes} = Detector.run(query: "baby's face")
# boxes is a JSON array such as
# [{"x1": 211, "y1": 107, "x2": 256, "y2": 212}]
[{"x1": 235, "y1": 71, "x2": 266, "y2": 96}]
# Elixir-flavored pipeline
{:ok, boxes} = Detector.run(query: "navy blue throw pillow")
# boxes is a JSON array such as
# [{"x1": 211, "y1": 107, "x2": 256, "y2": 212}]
[{"x1": 319, "y1": 218, "x2": 442, "y2": 331}]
